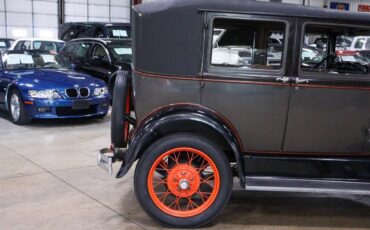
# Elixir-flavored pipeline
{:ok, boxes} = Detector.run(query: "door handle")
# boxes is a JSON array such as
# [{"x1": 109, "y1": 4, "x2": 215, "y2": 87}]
[
  {"x1": 276, "y1": 77, "x2": 290, "y2": 84},
  {"x1": 295, "y1": 78, "x2": 310, "y2": 84}
]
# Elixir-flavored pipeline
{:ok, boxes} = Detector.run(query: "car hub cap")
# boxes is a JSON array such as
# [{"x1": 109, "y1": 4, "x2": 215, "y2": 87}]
[
  {"x1": 10, "y1": 94, "x2": 20, "y2": 121},
  {"x1": 147, "y1": 147, "x2": 220, "y2": 217}
]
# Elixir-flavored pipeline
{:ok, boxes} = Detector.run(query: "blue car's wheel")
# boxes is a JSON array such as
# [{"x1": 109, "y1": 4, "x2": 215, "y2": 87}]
[{"x1": 8, "y1": 89, "x2": 31, "y2": 125}]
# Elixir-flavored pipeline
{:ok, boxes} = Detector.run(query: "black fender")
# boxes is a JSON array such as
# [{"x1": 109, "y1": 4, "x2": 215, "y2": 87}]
[{"x1": 116, "y1": 104, "x2": 245, "y2": 186}]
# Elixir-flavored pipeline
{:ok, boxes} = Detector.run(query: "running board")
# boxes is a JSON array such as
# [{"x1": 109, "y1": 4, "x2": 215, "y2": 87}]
[{"x1": 244, "y1": 176, "x2": 370, "y2": 195}]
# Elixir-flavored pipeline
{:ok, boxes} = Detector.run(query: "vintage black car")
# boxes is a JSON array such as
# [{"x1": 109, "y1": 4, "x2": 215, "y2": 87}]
[
  {"x1": 99, "y1": 0, "x2": 370, "y2": 228},
  {"x1": 59, "y1": 38, "x2": 132, "y2": 94},
  {"x1": 58, "y1": 22, "x2": 131, "y2": 42}
]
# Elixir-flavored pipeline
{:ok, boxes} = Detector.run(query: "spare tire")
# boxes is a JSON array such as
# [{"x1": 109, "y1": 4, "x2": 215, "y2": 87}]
[{"x1": 111, "y1": 71, "x2": 131, "y2": 148}]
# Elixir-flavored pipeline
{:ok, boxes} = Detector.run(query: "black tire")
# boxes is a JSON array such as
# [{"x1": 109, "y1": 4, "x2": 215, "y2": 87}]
[
  {"x1": 134, "y1": 133, "x2": 232, "y2": 228},
  {"x1": 111, "y1": 71, "x2": 130, "y2": 148},
  {"x1": 8, "y1": 89, "x2": 32, "y2": 125}
]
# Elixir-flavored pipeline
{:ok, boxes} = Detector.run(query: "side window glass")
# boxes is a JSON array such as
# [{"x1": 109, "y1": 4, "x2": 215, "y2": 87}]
[
  {"x1": 34, "y1": 41, "x2": 42, "y2": 50},
  {"x1": 14, "y1": 41, "x2": 24, "y2": 50},
  {"x1": 211, "y1": 18, "x2": 286, "y2": 70},
  {"x1": 301, "y1": 24, "x2": 370, "y2": 75},
  {"x1": 91, "y1": 45, "x2": 109, "y2": 62},
  {"x1": 366, "y1": 39, "x2": 370, "y2": 50},
  {"x1": 22, "y1": 41, "x2": 31, "y2": 50},
  {"x1": 64, "y1": 44, "x2": 76, "y2": 54},
  {"x1": 73, "y1": 42, "x2": 91, "y2": 58},
  {"x1": 355, "y1": 38, "x2": 365, "y2": 49},
  {"x1": 301, "y1": 33, "x2": 327, "y2": 67}
]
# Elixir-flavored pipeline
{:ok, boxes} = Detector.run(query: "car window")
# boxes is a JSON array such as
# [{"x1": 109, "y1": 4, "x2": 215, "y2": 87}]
[
  {"x1": 365, "y1": 39, "x2": 370, "y2": 50},
  {"x1": 355, "y1": 38, "x2": 365, "y2": 49},
  {"x1": 91, "y1": 44, "x2": 109, "y2": 61},
  {"x1": 14, "y1": 41, "x2": 31, "y2": 51},
  {"x1": 301, "y1": 24, "x2": 370, "y2": 76},
  {"x1": 110, "y1": 45, "x2": 132, "y2": 62},
  {"x1": 0, "y1": 40, "x2": 7, "y2": 48},
  {"x1": 77, "y1": 26, "x2": 97, "y2": 38},
  {"x1": 73, "y1": 42, "x2": 91, "y2": 58},
  {"x1": 106, "y1": 26, "x2": 131, "y2": 38},
  {"x1": 211, "y1": 18, "x2": 286, "y2": 70},
  {"x1": 63, "y1": 44, "x2": 76, "y2": 54},
  {"x1": 22, "y1": 41, "x2": 31, "y2": 50},
  {"x1": 33, "y1": 41, "x2": 64, "y2": 53}
]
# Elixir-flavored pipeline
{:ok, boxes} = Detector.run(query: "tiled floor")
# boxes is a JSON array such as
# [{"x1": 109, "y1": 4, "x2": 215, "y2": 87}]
[{"x1": 1, "y1": 110, "x2": 370, "y2": 230}]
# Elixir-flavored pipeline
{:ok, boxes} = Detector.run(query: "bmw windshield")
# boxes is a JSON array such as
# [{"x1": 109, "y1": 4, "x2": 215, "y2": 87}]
[{"x1": 2, "y1": 51, "x2": 68, "y2": 71}]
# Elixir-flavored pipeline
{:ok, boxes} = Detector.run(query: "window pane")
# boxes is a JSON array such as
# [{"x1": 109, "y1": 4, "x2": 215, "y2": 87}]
[
  {"x1": 302, "y1": 24, "x2": 370, "y2": 75},
  {"x1": 211, "y1": 18, "x2": 285, "y2": 70},
  {"x1": 73, "y1": 42, "x2": 91, "y2": 58}
]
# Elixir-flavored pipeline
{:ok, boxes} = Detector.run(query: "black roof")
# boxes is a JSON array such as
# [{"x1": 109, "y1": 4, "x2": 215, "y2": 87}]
[
  {"x1": 134, "y1": 0, "x2": 370, "y2": 22},
  {"x1": 132, "y1": 0, "x2": 370, "y2": 77}
]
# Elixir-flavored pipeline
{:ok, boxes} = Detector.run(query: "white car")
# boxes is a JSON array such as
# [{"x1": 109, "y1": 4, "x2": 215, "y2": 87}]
[
  {"x1": 346, "y1": 36, "x2": 370, "y2": 51},
  {"x1": 10, "y1": 38, "x2": 65, "y2": 53}
]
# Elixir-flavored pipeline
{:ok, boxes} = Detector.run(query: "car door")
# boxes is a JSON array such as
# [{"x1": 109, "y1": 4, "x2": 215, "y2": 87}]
[
  {"x1": 201, "y1": 14, "x2": 294, "y2": 152},
  {"x1": 83, "y1": 43, "x2": 112, "y2": 82},
  {"x1": 283, "y1": 21, "x2": 370, "y2": 153}
]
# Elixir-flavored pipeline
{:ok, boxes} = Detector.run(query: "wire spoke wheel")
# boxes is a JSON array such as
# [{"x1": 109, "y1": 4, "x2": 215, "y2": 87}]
[{"x1": 148, "y1": 147, "x2": 220, "y2": 218}]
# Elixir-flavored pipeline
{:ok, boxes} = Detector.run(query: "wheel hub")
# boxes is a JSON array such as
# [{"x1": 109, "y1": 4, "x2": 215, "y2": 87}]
[{"x1": 167, "y1": 164, "x2": 200, "y2": 198}]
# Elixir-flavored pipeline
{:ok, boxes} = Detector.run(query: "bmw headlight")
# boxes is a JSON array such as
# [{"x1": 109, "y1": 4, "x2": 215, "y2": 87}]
[
  {"x1": 28, "y1": 90, "x2": 61, "y2": 99},
  {"x1": 94, "y1": 87, "x2": 109, "y2": 96}
]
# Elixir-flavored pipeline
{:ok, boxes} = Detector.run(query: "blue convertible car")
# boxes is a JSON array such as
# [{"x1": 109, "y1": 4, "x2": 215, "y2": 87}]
[{"x1": 0, "y1": 50, "x2": 110, "y2": 125}]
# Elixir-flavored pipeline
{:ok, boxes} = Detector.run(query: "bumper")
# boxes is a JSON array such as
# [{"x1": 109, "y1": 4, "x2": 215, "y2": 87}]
[{"x1": 24, "y1": 97, "x2": 110, "y2": 119}]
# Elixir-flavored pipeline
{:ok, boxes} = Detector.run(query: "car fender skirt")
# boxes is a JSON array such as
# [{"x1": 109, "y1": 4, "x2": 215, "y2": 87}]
[{"x1": 116, "y1": 104, "x2": 244, "y2": 183}]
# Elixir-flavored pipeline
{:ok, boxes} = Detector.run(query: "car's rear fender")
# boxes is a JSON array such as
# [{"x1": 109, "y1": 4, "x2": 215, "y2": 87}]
[{"x1": 116, "y1": 104, "x2": 245, "y2": 186}]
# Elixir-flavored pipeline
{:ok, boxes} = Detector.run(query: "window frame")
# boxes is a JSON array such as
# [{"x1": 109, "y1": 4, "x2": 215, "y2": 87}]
[
  {"x1": 205, "y1": 13, "x2": 290, "y2": 77},
  {"x1": 299, "y1": 21, "x2": 370, "y2": 80}
]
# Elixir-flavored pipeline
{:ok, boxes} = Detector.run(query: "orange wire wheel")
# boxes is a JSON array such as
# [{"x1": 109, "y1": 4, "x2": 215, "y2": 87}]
[{"x1": 147, "y1": 147, "x2": 220, "y2": 218}]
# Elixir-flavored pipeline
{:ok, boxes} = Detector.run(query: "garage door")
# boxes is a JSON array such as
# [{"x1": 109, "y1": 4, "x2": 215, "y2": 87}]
[
  {"x1": 64, "y1": 0, "x2": 130, "y2": 23},
  {"x1": 0, "y1": 0, "x2": 58, "y2": 39}
]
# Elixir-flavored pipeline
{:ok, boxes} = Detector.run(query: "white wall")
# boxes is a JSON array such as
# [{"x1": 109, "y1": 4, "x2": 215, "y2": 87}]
[
  {"x1": 0, "y1": 0, "x2": 131, "y2": 39},
  {"x1": 0, "y1": 0, "x2": 59, "y2": 39},
  {"x1": 64, "y1": 0, "x2": 130, "y2": 23}
]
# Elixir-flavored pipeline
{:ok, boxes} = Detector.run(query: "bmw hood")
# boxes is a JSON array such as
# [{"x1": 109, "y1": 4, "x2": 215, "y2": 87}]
[{"x1": 8, "y1": 69, "x2": 106, "y2": 89}]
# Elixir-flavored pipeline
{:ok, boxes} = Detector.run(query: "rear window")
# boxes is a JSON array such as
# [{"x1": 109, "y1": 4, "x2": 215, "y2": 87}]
[
  {"x1": 33, "y1": 41, "x2": 65, "y2": 52},
  {"x1": 106, "y1": 26, "x2": 131, "y2": 38},
  {"x1": 110, "y1": 45, "x2": 132, "y2": 62},
  {"x1": 211, "y1": 18, "x2": 286, "y2": 71}
]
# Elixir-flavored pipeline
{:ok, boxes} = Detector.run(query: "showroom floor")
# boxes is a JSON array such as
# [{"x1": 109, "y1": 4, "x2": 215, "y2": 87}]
[{"x1": 1, "y1": 110, "x2": 370, "y2": 230}]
